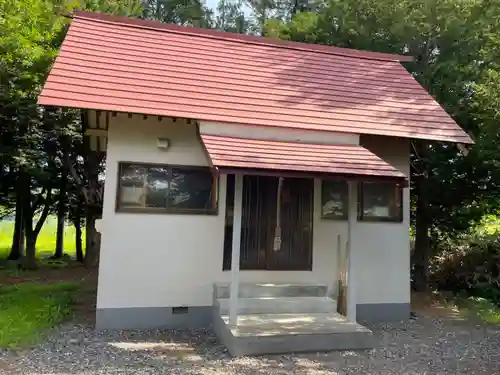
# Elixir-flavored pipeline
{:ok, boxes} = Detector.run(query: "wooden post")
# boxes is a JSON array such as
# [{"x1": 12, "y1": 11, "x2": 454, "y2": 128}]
[
  {"x1": 347, "y1": 181, "x2": 357, "y2": 322},
  {"x1": 229, "y1": 174, "x2": 244, "y2": 326}
]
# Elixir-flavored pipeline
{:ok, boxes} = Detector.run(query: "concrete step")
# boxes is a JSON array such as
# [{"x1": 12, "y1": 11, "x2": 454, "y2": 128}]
[
  {"x1": 215, "y1": 296, "x2": 338, "y2": 315},
  {"x1": 214, "y1": 283, "x2": 328, "y2": 299},
  {"x1": 213, "y1": 312, "x2": 375, "y2": 356}
]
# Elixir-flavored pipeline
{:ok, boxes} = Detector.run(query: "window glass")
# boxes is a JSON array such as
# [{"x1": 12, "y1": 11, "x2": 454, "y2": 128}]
[
  {"x1": 117, "y1": 163, "x2": 217, "y2": 214},
  {"x1": 321, "y1": 180, "x2": 348, "y2": 219},
  {"x1": 146, "y1": 166, "x2": 169, "y2": 208},
  {"x1": 170, "y1": 168, "x2": 215, "y2": 209},
  {"x1": 119, "y1": 164, "x2": 147, "y2": 207},
  {"x1": 359, "y1": 182, "x2": 402, "y2": 221}
]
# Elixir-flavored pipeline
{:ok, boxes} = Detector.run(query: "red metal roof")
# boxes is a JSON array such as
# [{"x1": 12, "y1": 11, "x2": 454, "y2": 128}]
[
  {"x1": 38, "y1": 11, "x2": 472, "y2": 144},
  {"x1": 200, "y1": 134, "x2": 406, "y2": 180}
]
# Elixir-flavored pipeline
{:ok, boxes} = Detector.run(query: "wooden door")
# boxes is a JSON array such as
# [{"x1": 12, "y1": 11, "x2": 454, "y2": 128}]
[{"x1": 223, "y1": 175, "x2": 313, "y2": 270}]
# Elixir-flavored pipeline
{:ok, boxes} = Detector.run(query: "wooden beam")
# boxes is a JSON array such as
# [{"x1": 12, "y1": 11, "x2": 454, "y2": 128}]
[
  {"x1": 84, "y1": 128, "x2": 108, "y2": 136},
  {"x1": 100, "y1": 136, "x2": 107, "y2": 152},
  {"x1": 89, "y1": 135, "x2": 98, "y2": 151},
  {"x1": 96, "y1": 110, "x2": 102, "y2": 129},
  {"x1": 105, "y1": 111, "x2": 110, "y2": 130}
]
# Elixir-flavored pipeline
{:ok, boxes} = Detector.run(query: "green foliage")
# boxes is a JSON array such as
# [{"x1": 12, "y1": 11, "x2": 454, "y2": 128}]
[
  {"x1": 432, "y1": 232, "x2": 500, "y2": 301},
  {"x1": 0, "y1": 282, "x2": 79, "y2": 349},
  {"x1": 81, "y1": 0, "x2": 143, "y2": 16},
  {"x1": 142, "y1": 0, "x2": 213, "y2": 27},
  {"x1": 264, "y1": 0, "x2": 500, "y2": 237},
  {"x1": 216, "y1": 0, "x2": 249, "y2": 33},
  {"x1": 266, "y1": 11, "x2": 319, "y2": 41},
  {"x1": 0, "y1": 0, "x2": 143, "y2": 263},
  {"x1": 0, "y1": 0, "x2": 72, "y2": 170}
]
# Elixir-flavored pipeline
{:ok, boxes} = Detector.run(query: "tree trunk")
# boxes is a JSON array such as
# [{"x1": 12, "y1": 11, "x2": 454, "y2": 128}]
[
  {"x1": 82, "y1": 141, "x2": 103, "y2": 268},
  {"x1": 22, "y1": 232, "x2": 39, "y2": 270},
  {"x1": 412, "y1": 142, "x2": 431, "y2": 292},
  {"x1": 19, "y1": 172, "x2": 38, "y2": 269},
  {"x1": 19, "y1": 173, "x2": 52, "y2": 270},
  {"x1": 74, "y1": 198, "x2": 84, "y2": 262},
  {"x1": 22, "y1": 183, "x2": 38, "y2": 270},
  {"x1": 7, "y1": 193, "x2": 24, "y2": 260},
  {"x1": 84, "y1": 213, "x2": 99, "y2": 268},
  {"x1": 54, "y1": 170, "x2": 67, "y2": 258},
  {"x1": 75, "y1": 218, "x2": 84, "y2": 262},
  {"x1": 54, "y1": 210, "x2": 64, "y2": 258}
]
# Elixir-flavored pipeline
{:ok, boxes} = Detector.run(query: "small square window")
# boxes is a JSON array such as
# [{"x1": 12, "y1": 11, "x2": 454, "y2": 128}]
[
  {"x1": 358, "y1": 182, "x2": 403, "y2": 222},
  {"x1": 321, "y1": 180, "x2": 348, "y2": 220}
]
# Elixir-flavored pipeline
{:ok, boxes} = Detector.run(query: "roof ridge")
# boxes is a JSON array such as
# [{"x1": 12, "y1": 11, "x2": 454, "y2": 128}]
[{"x1": 72, "y1": 11, "x2": 413, "y2": 63}]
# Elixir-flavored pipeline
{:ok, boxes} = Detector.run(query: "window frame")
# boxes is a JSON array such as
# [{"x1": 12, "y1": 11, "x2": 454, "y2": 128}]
[
  {"x1": 115, "y1": 161, "x2": 219, "y2": 215},
  {"x1": 357, "y1": 181, "x2": 403, "y2": 223},
  {"x1": 320, "y1": 179, "x2": 349, "y2": 220}
]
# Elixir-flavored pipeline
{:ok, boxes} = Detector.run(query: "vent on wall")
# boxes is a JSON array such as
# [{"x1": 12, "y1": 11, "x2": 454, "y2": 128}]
[
  {"x1": 172, "y1": 306, "x2": 189, "y2": 315},
  {"x1": 157, "y1": 137, "x2": 170, "y2": 150}
]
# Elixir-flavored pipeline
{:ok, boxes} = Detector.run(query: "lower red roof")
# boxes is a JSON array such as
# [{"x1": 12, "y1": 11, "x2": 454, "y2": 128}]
[{"x1": 200, "y1": 134, "x2": 406, "y2": 180}]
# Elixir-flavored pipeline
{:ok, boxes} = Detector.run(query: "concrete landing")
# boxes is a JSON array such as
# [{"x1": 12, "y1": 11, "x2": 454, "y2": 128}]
[
  {"x1": 215, "y1": 296, "x2": 338, "y2": 315},
  {"x1": 214, "y1": 283, "x2": 328, "y2": 299},
  {"x1": 214, "y1": 312, "x2": 375, "y2": 356}
]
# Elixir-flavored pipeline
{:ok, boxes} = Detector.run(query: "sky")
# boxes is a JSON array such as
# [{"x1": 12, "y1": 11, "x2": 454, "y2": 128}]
[{"x1": 206, "y1": 0, "x2": 218, "y2": 11}]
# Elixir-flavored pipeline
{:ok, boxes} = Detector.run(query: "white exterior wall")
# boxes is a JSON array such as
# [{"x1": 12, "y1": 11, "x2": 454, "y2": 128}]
[
  {"x1": 356, "y1": 136, "x2": 411, "y2": 306},
  {"x1": 97, "y1": 114, "x2": 225, "y2": 309},
  {"x1": 97, "y1": 115, "x2": 410, "y2": 315},
  {"x1": 200, "y1": 121, "x2": 359, "y2": 145}
]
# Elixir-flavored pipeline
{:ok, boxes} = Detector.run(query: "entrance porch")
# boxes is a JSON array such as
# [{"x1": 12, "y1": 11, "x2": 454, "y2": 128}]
[
  {"x1": 200, "y1": 134, "x2": 407, "y2": 356},
  {"x1": 214, "y1": 170, "x2": 371, "y2": 355},
  {"x1": 212, "y1": 282, "x2": 374, "y2": 356}
]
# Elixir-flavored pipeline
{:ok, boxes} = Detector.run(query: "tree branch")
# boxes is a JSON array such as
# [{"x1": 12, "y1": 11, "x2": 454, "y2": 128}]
[
  {"x1": 34, "y1": 187, "x2": 52, "y2": 236},
  {"x1": 32, "y1": 186, "x2": 48, "y2": 213},
  {"x1": 65, "y1": 151, "x2": 90, "y2": 203}
]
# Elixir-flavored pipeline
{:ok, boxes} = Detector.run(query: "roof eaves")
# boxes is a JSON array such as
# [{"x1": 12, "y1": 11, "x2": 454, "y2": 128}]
[{"x1": 72, "y1": 11, "x2": 413, "y2": 63}]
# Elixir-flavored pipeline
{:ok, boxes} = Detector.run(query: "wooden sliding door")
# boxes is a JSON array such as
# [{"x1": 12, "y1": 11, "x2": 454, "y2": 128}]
[{"x1": 223, "y1": 175, "x2": 313, "y2": 270}]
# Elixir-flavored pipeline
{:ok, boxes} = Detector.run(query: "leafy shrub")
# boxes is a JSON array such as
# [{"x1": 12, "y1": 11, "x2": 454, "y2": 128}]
[{"x1": 432, "y1": 233, "x2": 500, "y2": 303}]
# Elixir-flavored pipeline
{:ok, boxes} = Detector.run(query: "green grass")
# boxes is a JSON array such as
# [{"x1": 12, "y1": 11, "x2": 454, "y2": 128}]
[
  {"x1": 441, "y1": 292, "x2": 500, "y2": 324},
  {"x1": 458, "y1": 296, "x2": 500, "y2": 324},
  {"x1": 0, "y1": 282, "x2": 80, "y2": 349},
  {"x1": 0, "y1": 217, "x2": 84, "y2": 260}
]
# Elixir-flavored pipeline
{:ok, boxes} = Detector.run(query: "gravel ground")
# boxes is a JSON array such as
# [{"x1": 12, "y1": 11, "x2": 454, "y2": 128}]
[{"x1": 1, "y1": 315, "x2": 500, "y2": 375}]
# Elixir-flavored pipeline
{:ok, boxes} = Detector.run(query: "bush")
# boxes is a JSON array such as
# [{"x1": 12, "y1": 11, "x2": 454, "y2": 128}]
[{"x1": 432, "y1": 233, "x2": 500, "y2": 303}]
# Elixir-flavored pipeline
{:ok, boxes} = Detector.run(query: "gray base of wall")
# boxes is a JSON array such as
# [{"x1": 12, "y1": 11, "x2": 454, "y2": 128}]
[
  {"x1": 96, "y1": 306, "x2": 212, "y2": 330},
  {"x1": 356, "y1": 302, "x2": 410, "y2": 322},
  {"x1": 96, "y1": 303, "x2": 410, "y2": 330}
]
